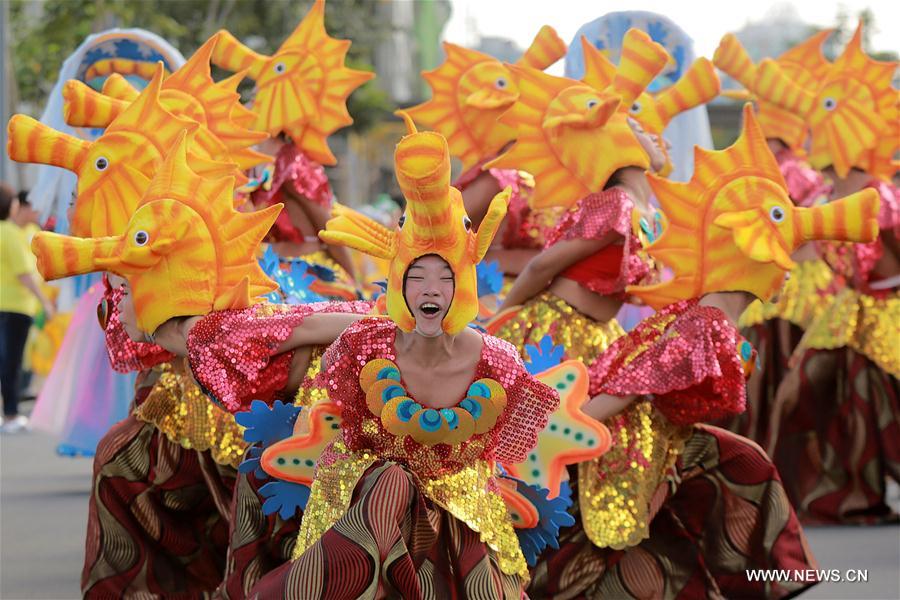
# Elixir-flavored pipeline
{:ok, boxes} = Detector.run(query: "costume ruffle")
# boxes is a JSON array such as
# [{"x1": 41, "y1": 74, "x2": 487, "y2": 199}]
[
  {"x1": 251, "y1": 143, "x2": 333, "y2": 244},
  {"x1": 187, "y1": 300, "x2": 372, "y2": 412},
  {"x1": 589, "y1": 299, "x2": 748, "y2": 425},
  {"x1": 774, "y1": 148, "x2": 828, "y2": 207},
  {"x1": 546, "y1": 188, "x2": 649, "y2": 295},
  {"x1": 103, "y1": 282, "x2": 174, "y2": 373}
]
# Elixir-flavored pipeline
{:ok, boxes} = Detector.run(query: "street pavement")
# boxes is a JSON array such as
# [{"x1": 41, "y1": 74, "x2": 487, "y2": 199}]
[{"x1": 1, "y1": 427, "x2": 899, "y2": 599}]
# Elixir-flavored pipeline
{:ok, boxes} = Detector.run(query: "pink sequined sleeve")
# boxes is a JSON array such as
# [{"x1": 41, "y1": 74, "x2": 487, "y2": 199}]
[
  {"x1": 187, "y1": 300, "x2": 372, "y2": 412},
  {"x1": 871, "y1": 180, "x2": 900, "y2": 237},
  {"x1": 546, "y1": 189, "x2": 633, "y2": 247},
  {"x1": 487, "y1": 335, "x2": 559, "y2": 464},
  {"x1": 775, "y1": 149, "x2": 828, "y2": 207},
  {"x1": 104, "y1": 283, "x2": 175, "y2": 373},
  {"x1": 251, "y1": 143, "x2": 333, "y2": 244},
  {"x1": 588, "y1": 300, "x2": 746, "y2": 426}
]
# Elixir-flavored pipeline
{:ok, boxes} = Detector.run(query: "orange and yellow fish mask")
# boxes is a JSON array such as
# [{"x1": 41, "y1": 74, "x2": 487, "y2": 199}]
[
  {"x1": 579, "y1": 34, "x2": 720, "y2": 177},
  {"x1": 61, "y1": 33, "x2": 269, "y2": 171},
  {"x1": 209, "y1": 0, "x2": 374, "y2": 165},
  {"x1": 320, "y1": 114, "x2": 510, "y2": 335},
  {"x1": 714, "y1": 29, "x2": 831, "y2": 153},
  {"x1": 627, "y1": 105, "x2": 880, "y2": 309},
  {"x1": 8, "y1": 65, "x2": 238, "y2": 238},
  {"x1": 31, "y1": 133, "x2": 281, "y2": 333},
  {"x1": 485, "y1": 29, "x2": 670, "y2": 209},
  {"x1": 406, "y1": 25, "x2": 566, "y2": 170},
  {"x1": 751, "y1": 23, "x2": 898, "y2": 179}
]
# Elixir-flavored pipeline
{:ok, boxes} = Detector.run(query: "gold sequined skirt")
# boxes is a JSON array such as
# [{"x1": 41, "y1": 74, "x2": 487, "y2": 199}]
[
  {"x1": 795, "y1": 287, "x2": 900, "y2": 378},
  {"x1": 492, "y1": 290, "x2": 625, "y2": 365},
  {"x1": 739, "y1": 259, "x2": 834, "y2": 329},
  {"x1": 134, "y1": 360, "x2": 247, "y2": 468}
]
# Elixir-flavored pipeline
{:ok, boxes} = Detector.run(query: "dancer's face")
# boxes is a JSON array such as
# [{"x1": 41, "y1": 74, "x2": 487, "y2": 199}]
[
  {"x1": 628, "y1": 117, "x2": 667, "y2": 173},
  {"x1": 403, "y1": 255, "x2": 454, "y2": 337}
]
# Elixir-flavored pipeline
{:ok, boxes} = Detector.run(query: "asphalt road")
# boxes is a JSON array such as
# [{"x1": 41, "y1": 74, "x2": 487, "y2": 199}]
[{"x1": 1, "y1": 428, "x2": 898, "y2": 599}]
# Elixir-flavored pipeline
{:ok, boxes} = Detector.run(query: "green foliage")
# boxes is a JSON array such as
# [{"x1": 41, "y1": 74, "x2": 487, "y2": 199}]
[{"x1": 9, "y1": 0, "x2": 391, "y2": 130}]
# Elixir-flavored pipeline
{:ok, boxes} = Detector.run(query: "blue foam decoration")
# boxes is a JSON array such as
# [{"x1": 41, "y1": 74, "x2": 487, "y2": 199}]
[
  {"x1": 377, "y1": 366, "x2": 401, "y2": 381},
  {"x1": 381, "y1": 385, "x2": 406, "y2": 403},
  {"x1": 740, "y1": 340, "x2": 753, "y2": 361},
  {"x1": 467, "y1": 381, "x2": 491, "y2": 399},
  {"x1": 476, "y1": 260, "x2": 505, "y2": 297},
  {"x1": 508, "y1": 478, "x2": 576, "y2": 566},
  {"x1": 441, "y1": 408, "x2": 459, "y2": 430},
  {"x1": 397, "y1": 399, "x2": 420, "y2": 422},
  {"x1": 238, "y1": 446, "x2": 268, "y2": 480},
  {"x1": 259, "y1": 480, "x2": 312, "y2": 519},
  {"x1": 523, "y1": 336, "x2": 566, "y2": 375},
  {"x1": 460, "y1": 397, "x2": 482, "y2": 419},
  {"x1": 235, "y1": 399, "x2": 303, "y2": 448},
  {"x1": 419, "y1": 409, "x2": 442, "y2": 431},
  {"x1": 306, "y1": 262, "x2": 337, "y2": 282}
]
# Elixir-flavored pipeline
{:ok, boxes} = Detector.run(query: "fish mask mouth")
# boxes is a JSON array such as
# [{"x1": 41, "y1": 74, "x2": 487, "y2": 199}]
[{"x1": 465, "y1": 87, "x2": 517, "y2": 109}]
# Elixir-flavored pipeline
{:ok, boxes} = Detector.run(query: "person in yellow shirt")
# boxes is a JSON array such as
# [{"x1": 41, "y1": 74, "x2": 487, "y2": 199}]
[{"x1": 1, "y1": 183, "x2": 55, "y2": 433}]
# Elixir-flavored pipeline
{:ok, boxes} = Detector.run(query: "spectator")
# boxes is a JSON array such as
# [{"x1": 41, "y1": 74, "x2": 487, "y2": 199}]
[{"x1": 1, "y1": 183, "x2": 55, "y2": 433}]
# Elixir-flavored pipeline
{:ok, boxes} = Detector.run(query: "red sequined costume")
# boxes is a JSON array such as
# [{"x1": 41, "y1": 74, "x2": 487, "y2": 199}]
[
  {"x1": 775, "y1": 147, "x2": 829, "y2": 208},
  {"x1": 454, "y1": 161, "x2": 559, "y2": 251},
  {"x1": 183, "y1": 300, "x2": 371, "y2": 598},
  {"x1": 82, "y1": 280, "x2": 238, "y2": 599},
  {"x1": 768, "y1": 180, "x2": 900, "y2": 524},
  {"x1": 250, "y1": 143, "x2": 358, "y2": 300},
  {"x1": 489, "y1": 189, "x2": 816, "y2": 598},
  {"x1": 724, "y1": 149, "x2": 833, "y2": 444},
  {"x1": 243, "y1": 317, "x2": 559, "y2": 598}
]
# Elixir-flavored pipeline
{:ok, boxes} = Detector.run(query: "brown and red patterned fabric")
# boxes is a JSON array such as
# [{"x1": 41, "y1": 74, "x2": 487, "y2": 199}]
[
  {"x1": 216, "y1": 470, "x2": 301, "y2": 599},
  {"x1": 82, "y1": 374, "x2": 236, "y2": 599},
  {"x1": 528, "y1": 424, "x2": 818, "y2": 599},
  {"x1": 768, "y1": 346, "x2": 900, "y2": 524},
  {"x1": 718, "y1": 320, "x2": 804, "y2": 445},
  {"x1": 247, "y1": 461, "x2": 522, "y2": 600}
]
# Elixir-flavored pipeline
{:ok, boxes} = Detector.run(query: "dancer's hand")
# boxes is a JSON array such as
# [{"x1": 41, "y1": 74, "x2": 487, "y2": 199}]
[{"x1": 583, "y1": 392, "x2": 637, "y2": 421}]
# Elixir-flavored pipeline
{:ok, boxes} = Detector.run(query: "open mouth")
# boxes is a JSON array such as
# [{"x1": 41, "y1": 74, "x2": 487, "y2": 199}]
[{"x1": 419, "y1": 302, "x2": 442, "y2": 317}]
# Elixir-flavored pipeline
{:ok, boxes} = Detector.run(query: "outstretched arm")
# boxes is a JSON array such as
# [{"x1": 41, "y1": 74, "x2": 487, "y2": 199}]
[
  {"x1": 289, "y1": 189, "x2": 357, "y2": 279},
  {"x1": 499, "y1": 233, "x2": 620, "y2": 308}
]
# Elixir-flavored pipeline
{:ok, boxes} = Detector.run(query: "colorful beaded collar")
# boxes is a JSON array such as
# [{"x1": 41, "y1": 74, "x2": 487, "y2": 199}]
[{"x1": 360, "y1": 357, "x2": 507, "y2": 446}]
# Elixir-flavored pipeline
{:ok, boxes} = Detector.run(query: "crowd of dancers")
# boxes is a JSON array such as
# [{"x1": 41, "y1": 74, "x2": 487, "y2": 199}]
[{"x1": 3, "y1": 0, "x2": 897, "y2": 598}]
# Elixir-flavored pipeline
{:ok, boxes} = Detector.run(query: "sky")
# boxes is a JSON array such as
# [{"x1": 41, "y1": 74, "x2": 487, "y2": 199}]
[{"x1": 444, "y1": 0, "x2": 900, "y2": 71}]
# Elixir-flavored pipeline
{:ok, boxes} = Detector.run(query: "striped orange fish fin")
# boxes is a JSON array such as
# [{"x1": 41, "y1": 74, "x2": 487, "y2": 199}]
[
  {"x1": 611, "y1": 29, "x2": 669, "y2": 107},
  {"x1": 517, "y1": 25, "x2": 566, "y2": 71},
  {"x1": 210, "y1": 29, "x2": 266, "y2": 80},
  {"x1": 579, "y1": 35, "x2": 617, "y2": 90},
  {"x1": 7, "y1": 114, "x2": 90, "y2": 171},
  {"x1": 713, "y1": 34, "x2": 758, "y2": 92},
  {"x1": 101, "y1": 73, "x2": 140, "y2": 102},
  {"x1": 654, "y1": 57, "x2": 720, "y2": 128},
  {"x1": 62, "y1": 80, "x2": 126, "y2": 128},
  {"x1": 754, "y1": 59, "x2": 815, "y2": 117}
]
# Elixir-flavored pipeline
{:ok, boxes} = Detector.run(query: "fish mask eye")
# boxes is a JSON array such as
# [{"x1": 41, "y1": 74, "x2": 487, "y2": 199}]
[
  {"x1": 768, "y1": 205, "x2": 786, "y2": 223},
  {"x1": 133, "y1": 230, "x2": 149, "y2": 246}
]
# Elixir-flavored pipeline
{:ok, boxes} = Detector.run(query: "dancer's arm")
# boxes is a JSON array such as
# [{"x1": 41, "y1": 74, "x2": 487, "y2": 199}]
[{"x1": 499, "y1": 233, "x2": 620, "y2": 308}]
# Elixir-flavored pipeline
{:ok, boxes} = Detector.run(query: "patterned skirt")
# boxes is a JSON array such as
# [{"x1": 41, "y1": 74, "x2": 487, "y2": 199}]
[
  {"x1": 528, "y1": 425, "x2": 818, "y2": 599},
  {"x1": 768, "y1": 345, "x2": 900, "y2": 524},
  {"x1": 717, "y1": 319, "x2": 805, "y2": 446},
  {"x1": 247, "y1": 461, "x2": 522, "y2": 599},
  {"x1": 82, "y1": 409, "x2": 236, "y2": 598}
]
